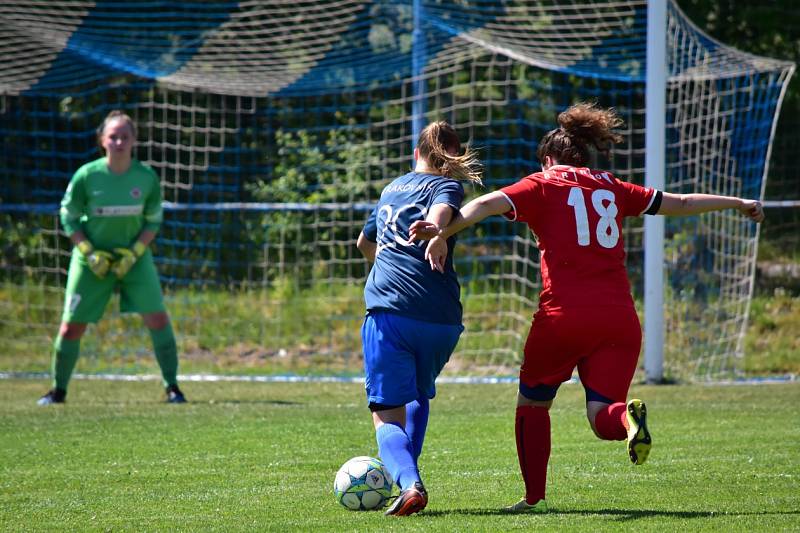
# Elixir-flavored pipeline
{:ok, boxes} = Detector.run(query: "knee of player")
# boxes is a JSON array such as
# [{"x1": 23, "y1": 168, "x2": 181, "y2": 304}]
[
  {"x1": 370, "y1": 403, "x2": 407, "y2": 430},
  {"x1": 517, "y1": 382, "x2": 557, "y2": 408},
  {"x1": 59, "y1": 322, "x2": 87, "y2": 340},
  {"x1": 516, "y1": 393, "x2": 553, "y2": 409},
  {"x1": 142, "y1": 311, "x2": 170, "y2": 330},
  {"x1": 586, "y1": 412, "x2": 603, "y2": 438}
]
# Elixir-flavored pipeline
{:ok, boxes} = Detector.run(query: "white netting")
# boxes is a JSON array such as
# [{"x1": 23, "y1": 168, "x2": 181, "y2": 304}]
[{"x1": 0, "y1": 0, "x2": 793, "y2": 381}]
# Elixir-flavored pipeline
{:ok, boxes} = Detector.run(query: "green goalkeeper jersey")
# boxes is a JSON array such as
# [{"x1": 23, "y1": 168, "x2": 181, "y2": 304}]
[{"x1": 60, "y1": 157, "x2": 163, "y2": 250}]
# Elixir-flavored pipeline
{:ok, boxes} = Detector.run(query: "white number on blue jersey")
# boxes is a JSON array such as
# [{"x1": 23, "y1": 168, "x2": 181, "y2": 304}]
[
  {"x1": 567, "y1": 187, "x2": 620, "y2": 249},
  {"x1": 375, "y1": 203, "x2": 427, "y2": 257}
]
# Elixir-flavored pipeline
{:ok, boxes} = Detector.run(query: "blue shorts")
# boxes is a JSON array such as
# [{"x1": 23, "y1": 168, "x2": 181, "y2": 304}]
[{"x1": 362, "y1": 311, "x2": 464, "y2": 407}]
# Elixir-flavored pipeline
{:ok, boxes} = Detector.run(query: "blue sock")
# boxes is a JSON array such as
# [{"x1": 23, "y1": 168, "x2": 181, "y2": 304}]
[
  {"x1": 405, "y1": 397, "x2": 430, "y2": 461},
  {"x1": 376, "y1": 422, "x2": 420, "y2": 490}
]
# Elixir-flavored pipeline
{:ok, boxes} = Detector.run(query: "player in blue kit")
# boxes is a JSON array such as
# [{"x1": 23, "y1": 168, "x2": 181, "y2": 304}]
[{"x1": 356, "y1": 121, "x2": 482, "y2": 516}]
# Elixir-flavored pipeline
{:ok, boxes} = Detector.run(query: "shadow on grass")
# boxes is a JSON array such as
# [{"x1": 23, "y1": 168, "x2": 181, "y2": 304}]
[
  {"x1": 94, "y1": 399, "x2": 304, "y2": 407},
  {"x1": 423, "y1": 508, "x2": 800, "y2": 519},
  {"x1": 204, "y1": 399, "x2": 303, "y2": 406}
]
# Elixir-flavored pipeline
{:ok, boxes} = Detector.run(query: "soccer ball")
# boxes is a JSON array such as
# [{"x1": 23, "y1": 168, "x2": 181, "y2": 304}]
[{"x1": 333, "y1": 456, "x2": 393, "y2": 511}]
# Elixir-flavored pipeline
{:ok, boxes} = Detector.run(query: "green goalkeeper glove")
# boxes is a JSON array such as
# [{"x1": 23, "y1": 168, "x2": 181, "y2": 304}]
[
  {"x1": 77, "y1": 240, "x2": 113, "y2": 279},
  {"x1": 111, "y1": 241, "x2": 148, "y2": 279}
]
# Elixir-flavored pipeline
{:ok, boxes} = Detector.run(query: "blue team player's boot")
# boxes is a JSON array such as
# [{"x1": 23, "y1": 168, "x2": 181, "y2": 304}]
[{"x1": 385, "y1": 481, "x2": 428, "y2": 516}]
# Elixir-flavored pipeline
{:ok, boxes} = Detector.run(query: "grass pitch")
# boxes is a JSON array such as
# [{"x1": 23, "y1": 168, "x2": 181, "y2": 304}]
[{"x1": 1, "y1": 379, "x2": 798, "y2": 531}]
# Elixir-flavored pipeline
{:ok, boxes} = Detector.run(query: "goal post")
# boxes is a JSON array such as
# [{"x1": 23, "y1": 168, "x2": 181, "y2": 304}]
[{"x1": 644, "y1": 0, "x2": 667, "y2": 383}]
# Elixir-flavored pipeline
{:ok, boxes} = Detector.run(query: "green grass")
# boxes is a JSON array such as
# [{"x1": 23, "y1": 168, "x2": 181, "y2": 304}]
[
  {"x1": 745, "y1": 290, "x2": 800, "y2": 376},
  {"x1": 2, "y1": 280, "x2": 800, "y2": 378},
  {"x1": 2, "y1": 379, "x2": 799, "y2": 531}
]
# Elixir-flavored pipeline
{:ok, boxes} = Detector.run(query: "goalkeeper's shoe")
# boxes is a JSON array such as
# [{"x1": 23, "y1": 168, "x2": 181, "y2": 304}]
[
  {"x1": 385, "y1": 481, "x2": 428, "y2": 516},
  {"x1": 37, "y1": 388, "x2": 66, "y2": 405},
  {"x1": 502, "y1": 498, "x2": 548, "y2": 514},
  {"x1": 626, "y1": 399, "x2": 651, "y2": 465},
  {"x1": 165, "y1": 384, "x2": 187, "y2": 404}
]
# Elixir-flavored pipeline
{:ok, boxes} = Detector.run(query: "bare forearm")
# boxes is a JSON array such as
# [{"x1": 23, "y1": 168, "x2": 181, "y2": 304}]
[
  {"x1": 136, "y1": 230, "x2": 156, "y2": 247},
  {"x1": 658, "y1": 192, "x2": 764, "y2": 222},
  {"x1": 361, "y1": 244, "x2": 376, "y2": 263},
  {"x1": 357, "y1": 232, "x2": 376, "y2": 262},
  {"x1": 441, "y1": 192, "x2": 511, "y2": 238},
  {"x1": 69, "y1": 231, "x2": 88, "y2": 246},
  {"x1": 426, "y1": 202, "x2": 455, "y2": 229},
  {"x1": 659, "y1": 193, "x2": 742, "y2": 216}
]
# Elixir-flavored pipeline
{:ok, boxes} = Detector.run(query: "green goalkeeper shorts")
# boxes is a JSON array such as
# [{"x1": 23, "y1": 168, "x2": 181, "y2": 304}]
[{"x1": 61, "y1": 249, "x2": 166, "y2": 324}]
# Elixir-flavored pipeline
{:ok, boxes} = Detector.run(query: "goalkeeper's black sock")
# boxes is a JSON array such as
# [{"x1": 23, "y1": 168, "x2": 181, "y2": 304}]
[
  {"x1": 149, "y1": 322, "x2": 178, "y2": 386},
  {"x1": 52, "y1": 336, "x2": 80, "y2": 390}
]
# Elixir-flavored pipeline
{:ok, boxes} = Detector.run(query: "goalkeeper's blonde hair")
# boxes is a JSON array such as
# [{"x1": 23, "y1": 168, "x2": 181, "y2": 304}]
[
  {"x1": 96, "y1": 110, "x2": 137, "y2": 154},
  {"x1": 417, "y1": 121, "x2": 483, "y2": 186}
]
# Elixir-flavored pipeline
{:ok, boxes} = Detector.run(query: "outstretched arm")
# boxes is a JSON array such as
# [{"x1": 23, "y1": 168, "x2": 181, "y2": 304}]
[
  {"x1": 658, "y1": 193, "x2": 764, "y2": 222},
  {"x1": 410, "y1": 191, "x2": 513, "y2": 241}
]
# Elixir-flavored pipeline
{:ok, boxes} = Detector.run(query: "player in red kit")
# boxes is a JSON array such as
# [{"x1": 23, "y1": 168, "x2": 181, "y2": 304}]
[{"x1": 410, "y1": 102, "x2": 764, "y2": 513}]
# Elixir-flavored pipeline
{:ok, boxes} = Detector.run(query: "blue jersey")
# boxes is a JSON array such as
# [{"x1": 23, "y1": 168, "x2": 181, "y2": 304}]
[{"x1": 362, "y1": 172, "x2": 465, "y2": 325}]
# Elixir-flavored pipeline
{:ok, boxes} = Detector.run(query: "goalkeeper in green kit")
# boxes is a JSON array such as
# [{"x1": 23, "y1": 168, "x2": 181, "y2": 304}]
[{"x1": 38, "y1": 110, "x2": 186, "y2": 405}]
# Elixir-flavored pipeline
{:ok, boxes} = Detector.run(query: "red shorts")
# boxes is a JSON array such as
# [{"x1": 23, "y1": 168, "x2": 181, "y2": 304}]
[{"x1": 520, "y1": 305, "x2": 642, "y2": 403}]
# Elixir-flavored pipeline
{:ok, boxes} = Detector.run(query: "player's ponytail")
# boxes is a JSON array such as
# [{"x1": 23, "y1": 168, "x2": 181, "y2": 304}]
[
  {"x1": 417, "y1": 121, "x2": 483, "y2": 186},
  {"x1": 96, "y1": 110, "x2": 137, "y2": 154},
  {"x1": 536, "y1": 102, "x2": 623, "y2": 167}
]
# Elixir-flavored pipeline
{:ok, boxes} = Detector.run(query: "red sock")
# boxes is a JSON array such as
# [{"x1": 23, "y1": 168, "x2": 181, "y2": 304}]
[
  {"x1": 515, "y1": 405, "x2": 550, "y2": 504},
  {"x1": 594, "y1": 402, "x2": 628, "y2": 440}
]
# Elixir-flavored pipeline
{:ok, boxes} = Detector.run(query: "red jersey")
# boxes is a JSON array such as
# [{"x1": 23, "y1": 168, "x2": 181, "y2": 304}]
[{"x1": 500, "y1": 165, "x2": 658, "y2": 311}]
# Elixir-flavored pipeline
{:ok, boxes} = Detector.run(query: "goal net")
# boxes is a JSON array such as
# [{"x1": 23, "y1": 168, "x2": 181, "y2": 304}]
[{"x1": 0, "y1": 1, "x2": 793, "y2": 381}]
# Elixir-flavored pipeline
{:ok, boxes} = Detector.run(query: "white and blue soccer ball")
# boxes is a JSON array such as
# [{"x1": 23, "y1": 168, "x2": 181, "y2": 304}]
[{"x1": 333, "y1": 456, "x2": 393, "y2": 511}]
